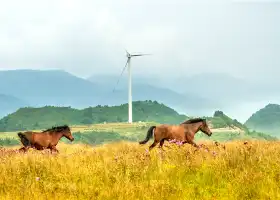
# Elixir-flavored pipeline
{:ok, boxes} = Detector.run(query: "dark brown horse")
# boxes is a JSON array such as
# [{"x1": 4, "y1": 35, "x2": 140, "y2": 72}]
[
  {"x1": 17, "y1": 125, "x2": 74, "y2": 153},
  {"x1": 139, "y1": 118, "x2": 212, "y2": 151}
]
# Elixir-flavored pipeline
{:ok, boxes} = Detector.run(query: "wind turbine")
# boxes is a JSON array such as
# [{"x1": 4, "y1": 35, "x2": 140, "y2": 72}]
[{"x1": 113, "y1": 50, "x2": 151, "y2": 123}]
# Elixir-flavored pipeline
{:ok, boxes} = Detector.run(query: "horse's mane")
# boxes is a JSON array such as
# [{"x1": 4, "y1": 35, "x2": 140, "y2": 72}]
[
  {"x1": 42, "y1": 125, "x2": 70, "y2": 133},
  {"x1": 180, "y1": 118, "x2": 206, "y2": 125}
]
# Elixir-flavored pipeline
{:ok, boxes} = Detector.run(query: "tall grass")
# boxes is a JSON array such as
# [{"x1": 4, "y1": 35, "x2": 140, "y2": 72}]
[{"x1": 0, "y1": 140, "x2": 280, "y2": 200}]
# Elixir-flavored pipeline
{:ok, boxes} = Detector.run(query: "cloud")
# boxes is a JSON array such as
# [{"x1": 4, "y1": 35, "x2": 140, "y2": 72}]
[{"x1": 0, "y1": 0, "x2": 279, "y2": 80}]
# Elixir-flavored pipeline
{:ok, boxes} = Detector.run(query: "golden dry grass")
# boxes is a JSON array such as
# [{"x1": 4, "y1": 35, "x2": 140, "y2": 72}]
[{"x1": 1, "y1": 140, "x2": 280, "y2": 200}]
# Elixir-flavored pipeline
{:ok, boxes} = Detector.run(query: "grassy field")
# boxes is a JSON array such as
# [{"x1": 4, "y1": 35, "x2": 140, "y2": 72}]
[{"x1": 1, "y1": 140, "x2": 280, "y2": 200}]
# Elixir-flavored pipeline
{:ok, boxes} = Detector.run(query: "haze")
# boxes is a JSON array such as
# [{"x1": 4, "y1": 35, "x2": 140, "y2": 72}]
[{"x1": 0, "y1": 0, "x2": 280, "y2": 122}]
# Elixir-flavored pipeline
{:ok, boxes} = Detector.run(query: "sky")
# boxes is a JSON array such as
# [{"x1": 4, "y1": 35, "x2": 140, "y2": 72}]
[{"x1": 0, "y1": 0, "x2": 279, "y2": 80}]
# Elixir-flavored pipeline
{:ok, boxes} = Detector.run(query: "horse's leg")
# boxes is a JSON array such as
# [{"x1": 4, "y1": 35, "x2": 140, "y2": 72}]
[
  {"x1": 149, "y1": 140, "x2": 159, "y2": 151},
  {"x1": 51, "y1": 148, "x2": 59, "y2": 153},
  {"x1": 18, "y1": 147, "x2": 26, "y2": 152},
  {"x1": 19, "y1": 146, "x2": 30, "y2": 153},
  {"x1": 187, "y1": 140, "x2": 199, "y2": 148},
  {"x1": 159, "y1": 139, "x2": 165, "y2": 148},
  {"x1": 18, "y1": 136, "x2": 32, "y2": 153},
  {"x1": 187, "y1": 140, "x2": 211, "y2": 154},
  {"x1": 50, "y1": 148, "x2": 58, "y2": 154},
  {"x1": 158, "y1": 139, "x2": 168, "y2": 151},
  {"x1": 50, "y1": 146, "x2": 59, "y2": 154}
]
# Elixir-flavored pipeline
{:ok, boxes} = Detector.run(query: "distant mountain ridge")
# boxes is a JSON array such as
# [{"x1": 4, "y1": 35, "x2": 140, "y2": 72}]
[
  {"x1": 0, "y1": 69, "x2": 218, "y2": 117},
  {"x1": 1, "y1": 69, "x2": 280, "y2": 122},
  {"x1": 0, "y1": 94, "x2": 28, "y2": 118},
  {"x1": 0, "y1": 69, "x2": 105, "y2": 107},
  {"x1": 88, "y1": 72, "x2": 277, "y2": 104},
  {"x1": 88, "y1": 72, "x2": 280, "y2": 119}
]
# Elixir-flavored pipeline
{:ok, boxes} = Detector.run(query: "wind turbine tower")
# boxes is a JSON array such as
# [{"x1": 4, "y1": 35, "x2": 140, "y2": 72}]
[{"x1": 113, "y1": 50, "x2": 151, "y2": 123}]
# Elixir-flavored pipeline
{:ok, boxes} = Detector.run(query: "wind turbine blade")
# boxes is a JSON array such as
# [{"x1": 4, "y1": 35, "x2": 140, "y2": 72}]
[
  {"x1": 131, "y1": 53, "x2": 152, "y2": 57},
  {"x1": 125, "y1": 49, "x2": 131, "y2": 58},
  {"x1": 112, "y1": 59, "x2": 129, "y2": 93}
]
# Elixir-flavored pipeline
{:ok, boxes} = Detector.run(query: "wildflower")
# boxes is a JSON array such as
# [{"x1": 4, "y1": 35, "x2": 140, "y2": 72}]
[
  {"x1": 35, "y1": 177, "x2": 40, "y2": 181},
  {"x1": 176, "y1": 141, "x2": 183, "y2": 146},
  {"x1": 168, "y1": 139, "x2": 176, "y2": 143},
  {"x1": 212, "y1": 151, "x2": 217, "y2": 156}
]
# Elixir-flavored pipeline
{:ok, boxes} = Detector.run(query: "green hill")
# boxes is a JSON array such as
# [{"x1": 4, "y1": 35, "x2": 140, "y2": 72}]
[
  {"x1": 200, "y1": 110, "x2": 276, "y2": 141},
  {"x1": 207, "y1": 110, "x2": 248, "y2": 131},
  {"x1": 0, "y1": 100, "x2": 188, "y2": 131},
  {"x1": 192, "y1": 110, "x2": 277, "y2": 141},
  {"x1": 0, "y1": 104, "x2": 277, "y2": 147},
  {"x1": 245, "y1": 104, "x2": 280, "y2": 137}
]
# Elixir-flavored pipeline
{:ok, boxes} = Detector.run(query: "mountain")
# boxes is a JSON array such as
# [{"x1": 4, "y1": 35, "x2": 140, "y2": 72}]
[
  {"x1": 208, "y1": 110, "x2": 248, "y2": 131},
  {"x1": 0, "y1": 69, "x2": 106, "y2": 108},
  {"x1": 87, "y1": 73, "x2": 219, "y2": 115},
  {"x1": 244, "y1": 104, "x2": 280, "y2": 137},
  {"x1": 204, "y1": 110, "x2": 277, "y2": 141},
  {"x1": 110, "y1": 84, "x2": 219, "y2": 114},
  {"x1": 92, "y1": 72, "x2": 280, "y2": 123},
  {"x1": 0, "y1": 94, "x2": 28, "y2": 118},
  {"x1": 0, "y1": 100, "x2": 188, "y2": 131},
  {"x1": 3, "y1": 69, "x2": 277, "y2": 121},
  {"x1": 89, "y1": 72, "x2": 268, "y2": 103},
  {"x1": 0, "y1": 69, "x2": 218, "y2": 116},
  {"x1": 87, "y1": 73, "x2": 163, "y2": 89}
]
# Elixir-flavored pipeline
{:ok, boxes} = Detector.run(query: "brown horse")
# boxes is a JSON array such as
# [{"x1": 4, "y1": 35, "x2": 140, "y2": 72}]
[
  {"x1": 139, "y1": 118, "x2": 212, "y2": 151},
  {"x1": 17, "y1": 125, "x2": 74, "y2": 153}
]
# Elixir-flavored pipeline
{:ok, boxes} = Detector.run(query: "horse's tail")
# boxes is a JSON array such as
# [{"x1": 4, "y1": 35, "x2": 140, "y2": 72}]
[
  {"x1": 17, "y1": 132, "x2": 25, "y2": 138},
  {"x1": 139, "y1": 126, "x2": 156, "y2": 144},
  {"x1": 17, "y1": 132, "x2": 31, "y2": 146}
]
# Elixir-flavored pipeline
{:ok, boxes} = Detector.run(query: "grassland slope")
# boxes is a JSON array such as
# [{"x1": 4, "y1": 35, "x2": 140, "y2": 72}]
[
  {"x1": 245, "y1": 104, "x2": 280, "y2": 137},
  {"x1": 0, "y1": 100, "x2": 187, "y2": 131}
]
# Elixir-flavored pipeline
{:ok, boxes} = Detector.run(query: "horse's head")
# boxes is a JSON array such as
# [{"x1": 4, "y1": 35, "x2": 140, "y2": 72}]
[
  {"x1": 63, "y1": 127, "x2": 74, "y2": 142},
  {"x1": 199, "y1": 119, "x2": 212, "y2": 136},
  {"x1": 180, "y1": 118, "x2": 213, "y2": 137},
  {"x1": 51, "y1": 125, "x2": 74, "y2": 142}
]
